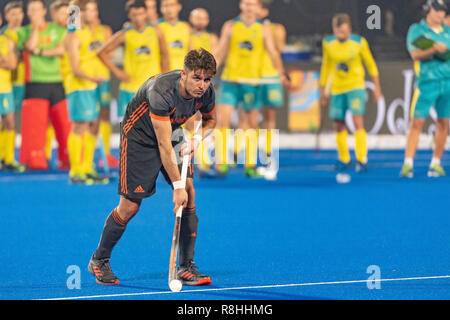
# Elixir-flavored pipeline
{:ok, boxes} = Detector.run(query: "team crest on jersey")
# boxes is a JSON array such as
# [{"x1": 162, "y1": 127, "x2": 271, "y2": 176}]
[
  {"x1": 135, "y1": 46, "x2": 151, "y2": 54},
  {"x1": 238, "y1": 41, "x2": 254, "y2": 51},
  {"x1": 88, "y1": 41, "x2": 102, "y2": 51},
  {"x1": 336, "y1": 63, "x2": 349, "y2": 72},
  {"x1": 170, "y1": 40, "x2": 184, "y2": 48}
]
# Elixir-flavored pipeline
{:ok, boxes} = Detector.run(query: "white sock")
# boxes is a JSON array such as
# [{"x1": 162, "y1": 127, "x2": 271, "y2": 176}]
[
  {"x1": 404, "y1": 157, "x2": 413, "y2": 167},
  {"x1": 430, "y1": 157, "x2": 440, "y2": 167}
]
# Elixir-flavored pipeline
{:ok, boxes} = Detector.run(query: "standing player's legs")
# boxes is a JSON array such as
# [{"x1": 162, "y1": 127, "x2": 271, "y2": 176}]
[
  {"x1": 260, "y1": 79, "x2": 284, "y2": 174},
  {"x1": 330, "y1": 92, "x2": 351, "y2": 170},
  {"x1": 401, "y1": 81, "x2": 440, "y2": 177},
  {"x1": 89, "y1": 195, "x2": 142, "y2": 285},
  {"x1": 98, "y1": 81, "x2": 119, "y2": 169},
  {"x1": 0, "y1": 92, "x2": 24, "y2": 172},
  {"x1": 20, "y1": 83, "x2": 52, "y2": 170},
  {"x1": 236, "y1": 84, "x2": 262, "y2": 178},
  {"x1": 89, "y1": 131, "x2": 160, "y2": 285},
  {"x1": 215, "y1": 81, "x2": 239, "y2": 174},
  {"x1": 348, "y1": 89, "x2": 368, "y2": 172},
  {"x1": 428, "y1": 80, "x2": 450, "y2": 177},
  {"x1": 67, "y1": 89, "x2": 104, "y2": 183},
  {"x1": 49, "y1": 83, "x2": 71, "y2": 170}
]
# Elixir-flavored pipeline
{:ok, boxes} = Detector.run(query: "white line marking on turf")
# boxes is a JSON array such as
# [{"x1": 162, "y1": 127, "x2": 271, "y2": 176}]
[{"x1": 40, "y1": 275, "x2": 450, "y2": 300}]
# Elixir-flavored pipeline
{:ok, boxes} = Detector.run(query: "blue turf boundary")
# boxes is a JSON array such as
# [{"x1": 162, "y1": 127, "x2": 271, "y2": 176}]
[{"x1": 1, "y1": 149, "x2": 449, "y2": 300}]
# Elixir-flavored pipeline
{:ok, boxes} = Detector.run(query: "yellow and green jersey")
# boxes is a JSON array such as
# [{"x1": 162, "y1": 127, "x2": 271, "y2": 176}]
[
  {"x1": 406, "y1": 19, "x2": 450, "y2": 84},
  {"x1": 158, "y1": 19, "x2": 190, "y2": 70},
  {"x1": 191, "y1": 31, "x2": 212, "y2": 52},
  {"x1": 0, "y1": 33, "x2": 12, "y2": 93},
  {"x1": 320, "y1": 34, "x2": 379, "y2": 95},
  {"x1": 260, "y1": 22, "x2": 279, "y2": 78},
  {"x1": 88, "y1": 24, "x2": 110, "y2": 81},
  {"x1": 1, "y1": 26, "x2": 25, "y2": 87},
  {"x1": 65, "y1": 26, "x2": 99, "y2": 93},
  {"x1": 17, "y1": 22, "x2": 66, "y2": 83},
  {"x1": 221, "y1": 17, "x2": 265, "y2": 83},
  {"x1": 120, "y1": 24, "x2": 161, "y2": 93}
]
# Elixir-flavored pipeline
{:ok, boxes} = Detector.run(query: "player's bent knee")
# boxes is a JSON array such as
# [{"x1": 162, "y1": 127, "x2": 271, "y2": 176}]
[{"x1": 117, "y1": 196, "x2": 142, "y2": 223}]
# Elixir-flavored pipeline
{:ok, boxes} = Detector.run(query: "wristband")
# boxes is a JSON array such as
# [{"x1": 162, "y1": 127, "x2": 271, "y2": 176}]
[{"x1": 173, "y1": 180, "x2": 185, "y2": 190}]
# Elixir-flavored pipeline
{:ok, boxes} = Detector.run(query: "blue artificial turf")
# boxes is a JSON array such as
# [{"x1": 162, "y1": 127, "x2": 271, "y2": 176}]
[{"x1": 0, "y1": 149, "x2": 449, "y2": 300}]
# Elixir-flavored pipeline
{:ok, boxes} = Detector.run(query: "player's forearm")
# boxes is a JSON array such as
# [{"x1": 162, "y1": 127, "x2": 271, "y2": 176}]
[
  {"x1": 98, "y1": 50, "x2": 123, "y2": 77},
  {"x1": 372, "y1": 75, "x2": 381, "y2": 89},
  {"x1": 160, "y1": 54, "x2": 170, "y2": 73},
  {"x1": 410, "y1": 48, "x2": 438, "y2": 61},
  {"x1": 41, "y1": 46, "x2": 64, "y2": 58},
  {"x1": 24, "y1": 29, "x2": 39, "y2": 52},
  {"x1": 0, "y1": 52, "x2": 17, "y2": 70},
  {"x1": 270, "y1": 53, "x2": 285, "y2": 78},
  {"x1": 71, "y1": 63, "x2": 96, "y2": 82}
]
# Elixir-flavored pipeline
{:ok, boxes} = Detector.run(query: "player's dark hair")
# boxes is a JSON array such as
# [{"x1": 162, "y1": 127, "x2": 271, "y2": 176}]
[
  {"x1": 125, "y1": 0, "x2": 146, "y2": 13},
  {"x1": 332, "y1": 13, "x2": 351, "y2": 28},
  {"x1": 4, "y1": 1, "x2": 23, "y2": 14},
  {"x1": 184, "y1": 48, "x2": 217, "y2": 75}
]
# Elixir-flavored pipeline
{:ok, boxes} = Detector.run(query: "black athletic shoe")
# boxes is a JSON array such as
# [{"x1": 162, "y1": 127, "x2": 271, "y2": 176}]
[
  {"x1": 88, "y1": 255, "x2": 119, "y2": 285},
  {"x1": 177, "y1": 261, "x2": 212, "y2": 286}
]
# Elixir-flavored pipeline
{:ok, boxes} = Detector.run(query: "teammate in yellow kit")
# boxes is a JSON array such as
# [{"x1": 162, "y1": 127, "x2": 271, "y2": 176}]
[
  {"x1": 256, "y1": 1, "x2": 287, "y2": 177},
  {"x1": 65, "y1": 0, "x2": 108, "y2": 184},
  {"x1": 2, "y1": 1, "x2": 25, "y2": 113},
  {"x1": 213, "y1": 0, "x2": 288, "y2": 178},
  {"x1": 320, "y1": 13, "x2": 382, "y2": 173},
  {"x1": 0, "y1": 13, "x2": 22, "y2": 172},
  {"x1": 185, "y1": 8, "x2": 219, "y2": 175},
  {"x1": 81, "y1": 2, "x2": 118, "y2": 170},
  {"x1": 97, "y1": 0, "x2": 169, "y2": 119},
  {"x1": 159, "y1": 0, "x2": 191, "y2": 71},
  {"x1": 189, "y1": 8, "x2": 218, "y2": 53}
]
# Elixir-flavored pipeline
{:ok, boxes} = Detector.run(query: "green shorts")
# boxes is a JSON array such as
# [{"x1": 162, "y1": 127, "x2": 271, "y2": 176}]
[
  {"x1": 97, "y1": 81, "x2": 111, "y2": 109},
  {"x1": 216, "y1": 81, "x2": 262, "y2": 110},
  {"x1": 68, "y1": 89, "x2": 100, "y2": 122},
  {"x1": 329, "y1": 89, "x2": 367, "y2": 120},
  {"x1": 12, "y1": 85, "x2": 25, "y2": 111},
  {"x1": 411, "y1": 79, "x2": 450, "y2": 119},
  {"x1": 260, "y1": 77, "x2": 284, "y2": 108},
  {"x1": 0, "y1": 92, "x2": 15, "y2": 115},
  {"x1": 118, "y1": 90, "x2": 135, "y2": 118}
]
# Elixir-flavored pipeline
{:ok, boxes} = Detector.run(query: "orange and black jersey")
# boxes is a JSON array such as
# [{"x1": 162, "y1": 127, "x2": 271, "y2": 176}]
[{"x1": 122, "y1": 70, "x2": 216, "y2": 146}]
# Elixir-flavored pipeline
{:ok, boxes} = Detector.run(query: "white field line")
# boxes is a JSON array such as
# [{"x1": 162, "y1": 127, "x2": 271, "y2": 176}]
[{"x1": 40, "y1": 274, "x2": 450, "y2": 300}]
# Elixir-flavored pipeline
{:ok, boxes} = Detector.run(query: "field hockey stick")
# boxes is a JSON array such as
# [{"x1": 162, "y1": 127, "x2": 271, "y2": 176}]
[{"x1": 168, "y1": 152, "x2": 190, "y2": 292}]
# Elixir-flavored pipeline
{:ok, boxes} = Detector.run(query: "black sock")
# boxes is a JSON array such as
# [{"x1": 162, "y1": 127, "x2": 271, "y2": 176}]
[
  {"x1": 94, "y1": 208, "x2": 127, "y2": 260},
  {"x1": 179, "y1": 206, "x2": 198, "y2": 267}
]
